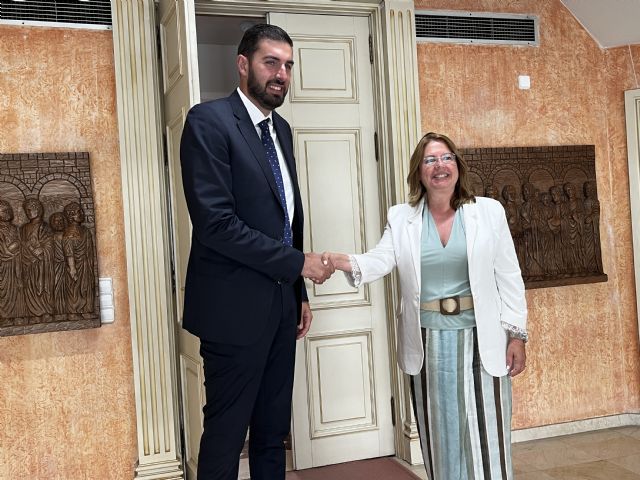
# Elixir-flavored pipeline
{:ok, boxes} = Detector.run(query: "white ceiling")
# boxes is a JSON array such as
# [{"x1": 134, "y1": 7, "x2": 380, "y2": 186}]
[{"x1": 561, "y1": 0, "x2": 640, "y2": 48}]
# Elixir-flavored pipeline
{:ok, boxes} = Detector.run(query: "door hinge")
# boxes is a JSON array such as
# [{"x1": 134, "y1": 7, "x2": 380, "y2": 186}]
[
  {"x1": 156, "y1": 25, "x2": 162, "y2": 55},
  {"x1": 162, "y1": 132, "x2": 169, "y2": 166},
  {"x1": 161, "y1": 131, "x2": 178, "y2": 296},
  {"x1": 374, "y1": 132, "x2": 380, "y2": 162},
  {"x1": 369, "y1": 34, "x2": 374, "y2": 64},
  {"x1": 390, "y1": 396, "x2": 396, "y2": 426},
  {"x1": 179, "y1": 423, "x2": 187, "y2": 463},
  {"x1": 170, "y1": 258, "x2": 177, "y2": 293}
]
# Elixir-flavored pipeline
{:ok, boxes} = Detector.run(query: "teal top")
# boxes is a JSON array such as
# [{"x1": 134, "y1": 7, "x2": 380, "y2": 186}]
[{"x1": 420, "y1": 207, "x2": 476, "y2": 330}]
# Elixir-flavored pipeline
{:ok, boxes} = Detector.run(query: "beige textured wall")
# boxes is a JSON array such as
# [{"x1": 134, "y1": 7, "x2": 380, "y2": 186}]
[
  {"x1": 631, "y1": 45, "x2": 640, "y2": 79},
  {"x1": 414, "y1": 0, "x2": 640, "y2": 428},
  {"x1": 0, "y1": 26, "x2": 137, "y2": 478}
]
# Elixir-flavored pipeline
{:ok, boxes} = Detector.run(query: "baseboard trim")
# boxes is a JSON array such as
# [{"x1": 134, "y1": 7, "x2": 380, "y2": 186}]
[{"x1": 512, "y1": 413, "x2": 640, "y2": 443}]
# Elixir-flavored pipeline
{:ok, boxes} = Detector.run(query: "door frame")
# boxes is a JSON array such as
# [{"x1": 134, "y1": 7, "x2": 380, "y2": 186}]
[
  {"x1": 626, "y1": 88, "x2": 640, "y2": 343},
  {"x1": 111, "y1": 1, "x2": 422, "y2": 478}
]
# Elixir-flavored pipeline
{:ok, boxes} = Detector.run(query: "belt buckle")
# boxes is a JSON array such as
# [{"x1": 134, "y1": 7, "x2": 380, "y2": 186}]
[{"x1": 439, "y1": 296, "x2": 460, "y2": 315}]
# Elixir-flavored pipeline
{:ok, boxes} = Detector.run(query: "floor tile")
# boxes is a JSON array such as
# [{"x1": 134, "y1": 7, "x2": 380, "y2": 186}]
[
  {"x1": 512, "y1": 436, "x2": 568, "y2": 453},
  {"x1": 513, "y1": 444, "x2": 596, "y2": 470},
  {"x1": 512, "y1": 456, "x2": 538, "y2": 473},
  {"x1": 609, "y1": 454, "x2": 640, "y2": 475},
  {"x1": 544, "y1": 460, "x2": 640, "y2": 480},
  {"x1": 516, "y1": 472, "x2": 556, "y2": 480},
  {"x1": 612, "y1": 426, "x2": 640, "y2": 435},
  {"x1": 557, "y1": 427, "x2": 629, "y2": 446},
  {"x1": 573, "y1": 436, "x2": 640, "y2": 460},
  {"x1": 283, "y1": 425, "x2": 640, "y2": 479},
  {"x1": 623, "y1": 426, "x2": 640, "y2": 440}
]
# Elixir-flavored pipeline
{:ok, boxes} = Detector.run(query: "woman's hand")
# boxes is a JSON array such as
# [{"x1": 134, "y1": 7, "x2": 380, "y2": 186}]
[
  {"x1": 321, "y1": 252, "x2": 352, "y2": 272},
  {"x1": 506, "y1": 338, "x2": 526, "y2": 377}
]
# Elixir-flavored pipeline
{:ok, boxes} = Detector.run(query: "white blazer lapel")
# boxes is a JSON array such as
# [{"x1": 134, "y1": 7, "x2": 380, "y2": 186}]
[
  {"x1": 462, "y1": 202, "x2": 479, "y2": 262},
  {"x1": 406, "y1": 200, "x2": 424, "y2": 286}
]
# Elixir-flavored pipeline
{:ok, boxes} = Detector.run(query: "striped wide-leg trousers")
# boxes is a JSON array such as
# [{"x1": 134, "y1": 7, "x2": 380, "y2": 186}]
[{"x1": 410, "y1": 327, "x2": 513, "y2": 480}]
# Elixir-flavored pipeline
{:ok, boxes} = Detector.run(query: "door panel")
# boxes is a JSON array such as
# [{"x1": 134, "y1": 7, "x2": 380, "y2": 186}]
[
  {"x1": 289, "y1": 38, "x2": 358, "y2": 101},
  {"x1": 295, "y1": 129, "x2": 366, "y2": 304},
  {"x1": 158, "y1": 1, "x2": 201, "y2": 478},
  {"x1": 270, "y1": 12, "x2": 395, "y2": 469},
  {"x1": 307, "y1": 331, "x2": 375, "y2": 435}
]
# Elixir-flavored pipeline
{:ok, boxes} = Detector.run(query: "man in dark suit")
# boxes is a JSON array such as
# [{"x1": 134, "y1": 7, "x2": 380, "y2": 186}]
[{"x1": 179, "y1": 24, "x2": 333, "y2": 480}]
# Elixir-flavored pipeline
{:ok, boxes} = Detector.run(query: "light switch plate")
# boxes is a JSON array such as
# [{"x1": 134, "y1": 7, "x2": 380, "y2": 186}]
[{"x1": 99, "y1": 278, "x2": 115, "y2": 324}]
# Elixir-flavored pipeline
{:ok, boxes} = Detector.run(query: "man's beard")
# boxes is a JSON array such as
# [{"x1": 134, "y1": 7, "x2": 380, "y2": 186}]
[{"x1": 248, "y1": 69, "x2": 287, "y2": 111}]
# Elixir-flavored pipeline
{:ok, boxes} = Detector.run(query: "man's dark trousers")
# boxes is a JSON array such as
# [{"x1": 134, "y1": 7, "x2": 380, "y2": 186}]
[{"x1": 197, "y1": 284, "x2": 297, "y2": 480}]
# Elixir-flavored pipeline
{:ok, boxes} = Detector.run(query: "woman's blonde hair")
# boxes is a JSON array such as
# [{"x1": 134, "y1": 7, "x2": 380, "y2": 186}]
[{"x1": 406, "y1": 132, "x2": 475, "y2": 209}]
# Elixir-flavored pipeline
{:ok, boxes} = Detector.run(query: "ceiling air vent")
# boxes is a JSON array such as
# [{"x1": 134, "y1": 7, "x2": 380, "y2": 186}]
[
  {"x1": 416, "y1": 11, "x2": 538, "y2": 46},
  {"x1": 0, "y1": 0, "x2": 112, "y2": 28}
]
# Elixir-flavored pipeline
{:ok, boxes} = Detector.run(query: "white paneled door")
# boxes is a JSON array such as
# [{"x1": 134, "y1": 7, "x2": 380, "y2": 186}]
[
  {"x1": 270, "y1": 12, "x2": 395, "y2": 469},
  {"x1": 157, "y1": 1, "x2": 202, "y2": 478}
]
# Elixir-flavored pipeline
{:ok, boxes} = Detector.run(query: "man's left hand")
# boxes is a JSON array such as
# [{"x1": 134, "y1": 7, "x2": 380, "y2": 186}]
[{"x1": 297, "y1": 301, "x2": 313, "y2": 339}]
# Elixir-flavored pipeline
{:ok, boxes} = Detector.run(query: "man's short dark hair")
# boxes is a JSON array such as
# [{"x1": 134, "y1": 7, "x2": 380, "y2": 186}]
[{"x1": 237, "y1": 24, "x2": 293, "y2": 58}]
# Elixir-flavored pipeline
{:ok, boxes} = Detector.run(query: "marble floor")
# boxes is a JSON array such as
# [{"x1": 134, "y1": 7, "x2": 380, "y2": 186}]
[{"x1": 401, "y1": 426, "x2": 640, "y2": 480}]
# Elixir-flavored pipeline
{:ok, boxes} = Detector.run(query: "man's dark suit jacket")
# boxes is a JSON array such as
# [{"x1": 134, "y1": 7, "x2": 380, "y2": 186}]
[{"x1": 180, "y1": 91, "x2": 306, "y2": 345}]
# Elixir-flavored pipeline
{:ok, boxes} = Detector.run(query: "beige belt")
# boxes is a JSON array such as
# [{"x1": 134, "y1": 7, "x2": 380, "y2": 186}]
[{"x1": 420, "y1": 295, "x2": 474, "y2": 316}]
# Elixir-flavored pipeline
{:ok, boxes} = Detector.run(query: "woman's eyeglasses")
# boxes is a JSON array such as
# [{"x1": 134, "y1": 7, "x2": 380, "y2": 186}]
[{"x1": 423, "y1": 153, "x2": 456, "y2": 166}]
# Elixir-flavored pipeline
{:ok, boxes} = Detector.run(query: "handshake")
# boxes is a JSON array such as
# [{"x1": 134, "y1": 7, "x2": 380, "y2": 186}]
[{"x1": 302, "y1": 252, "x2": 351, "y2": 284}]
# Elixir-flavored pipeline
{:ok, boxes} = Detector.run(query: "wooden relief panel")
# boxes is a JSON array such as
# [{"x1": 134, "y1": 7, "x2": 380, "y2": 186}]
[
  {"x1": 462, "y1": 145, "x2": 607, "y2": 289},
  {"x1": 0, "y1": 152, "x2": 99, "y2": 336}
]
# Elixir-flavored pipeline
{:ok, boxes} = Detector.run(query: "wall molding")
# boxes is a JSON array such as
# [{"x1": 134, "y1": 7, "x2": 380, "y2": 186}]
[
  {"x1": 111, "y1": 1, "x2": 183, "y2": 478},
  {"x1": 625, "y1": 88, "x2": 640, "y2": 345},
  {"x1": 376, "y1": 0, "x2": 423, "y2": 465},
  {"x1": 512, "y1": 414, "x2": 640, "y2": 443}
]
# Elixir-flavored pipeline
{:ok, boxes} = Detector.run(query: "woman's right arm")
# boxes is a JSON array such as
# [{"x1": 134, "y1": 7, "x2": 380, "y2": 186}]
[
  {"x1": 323, "y1": 253, "x2": 352, "y2": 272},
  {"x1": 324, "y1": 219, "x2": 398, "y2": 287}
]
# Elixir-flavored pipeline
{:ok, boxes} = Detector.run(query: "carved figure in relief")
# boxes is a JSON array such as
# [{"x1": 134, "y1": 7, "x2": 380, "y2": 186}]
[
  {"x1": 484, "y1": 185, "x2": 502, "y2": 203},
  {"x1": 582, "y1": 180, "x2": 602, "y2": 273},
  {"x1": 62, "y1": 202, "x2": 95, "y2": 313},
  {"x1": 560, "y1": 183, "x2": 584, "y2": 274},
  {"x1": 537, "y1": 192, "x2": 559, "y2": 276},
  {"x1": 548, "y1": 186, "x2": 565, "y2": 273},
  {"x1": 502, "y1": 185, "x2": 524, "y2": 268},
  {"x1": 520, "y1": 183, "x2": 542, "y2": 277},
  {"x1": 502, "y1": 185, "x2": 519, "y2": 231},
  {"x1": 49, "y1": 212, "x2": 68, "y2": 314},
  {"x1": 20, "y1": 198, "x2": 54, "y2": 318},
  {"x1": 0, "y1": 200, "x2": 23, "y2": 319}
]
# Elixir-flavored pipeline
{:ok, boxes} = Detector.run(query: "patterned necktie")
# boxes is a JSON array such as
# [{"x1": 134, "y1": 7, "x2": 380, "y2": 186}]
[{"x1": 258, "y1": 119, "x2": 293, "y2": 247}]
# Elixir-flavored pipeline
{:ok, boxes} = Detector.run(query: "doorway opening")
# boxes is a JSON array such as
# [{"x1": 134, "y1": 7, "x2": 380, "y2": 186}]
[
  {"x1": 175, "y1": 9, "x2": 399, "y2": 479},
  {"x1": 195, "y1": 15, "x2": 263, "y2": 102}
]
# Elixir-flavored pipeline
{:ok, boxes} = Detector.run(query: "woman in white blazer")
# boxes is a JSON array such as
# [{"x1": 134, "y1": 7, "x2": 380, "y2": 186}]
[{"x1": 326, "y1": 132, "x2": 527, "y2": 480}]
